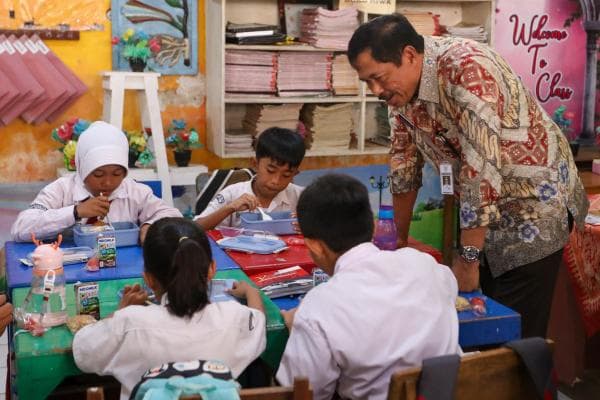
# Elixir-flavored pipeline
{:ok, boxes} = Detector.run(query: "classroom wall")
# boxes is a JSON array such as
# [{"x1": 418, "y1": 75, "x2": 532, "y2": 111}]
[{"x1": 0, "y1": 0, "x2": 386, "y2": 184}]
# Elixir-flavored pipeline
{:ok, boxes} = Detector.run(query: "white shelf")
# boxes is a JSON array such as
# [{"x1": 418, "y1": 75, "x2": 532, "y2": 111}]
[
  {"x1": 206, "y1": 0, "x2": 494, "y2": 158},
  {"x1": 57, "y1": 164, "x2": 208, "y2": 186}
]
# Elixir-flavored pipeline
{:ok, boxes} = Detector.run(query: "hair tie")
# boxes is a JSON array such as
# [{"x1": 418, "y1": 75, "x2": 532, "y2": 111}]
[{"x1": 179, "y1": 236, "x2": 189, "y2": 243}]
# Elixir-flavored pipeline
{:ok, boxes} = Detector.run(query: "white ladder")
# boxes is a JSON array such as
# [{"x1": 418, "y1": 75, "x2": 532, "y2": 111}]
[{"x1": 101, "y1": 71, "x2": 174, "y2": 206}]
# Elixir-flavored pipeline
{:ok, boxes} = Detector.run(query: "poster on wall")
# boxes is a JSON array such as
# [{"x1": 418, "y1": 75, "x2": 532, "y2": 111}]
[
  {"x1": 111, "y1": 0, "x2": 198, "y2": 75},
  {"x1": 493, "y1": 0, "x2": 586, "y2": 140}
]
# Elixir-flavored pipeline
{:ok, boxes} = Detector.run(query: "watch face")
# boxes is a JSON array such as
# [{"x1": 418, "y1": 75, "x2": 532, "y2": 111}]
[{"x1": 461, "y1": 245, "x2": 480, "y2": 262}]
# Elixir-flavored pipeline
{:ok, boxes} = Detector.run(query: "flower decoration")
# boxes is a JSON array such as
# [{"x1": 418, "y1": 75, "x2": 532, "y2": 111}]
[
  {"x1": 126, "y1": 130, "x2": 154, "y2": 168},
  {"x1": 552, "y1": 105, "x2": 576, "y2": 141},
  {"x1": 51, "y1": 118, "x2": 91, "y2": 170},
  {"x1": 166, "y1": 119, "x2": 203, "y2": 152},
  {"x1": 112, "y1": 28, "x2": 161, "y2": 65},
  {"x1": 518, "y1": 221, "x2": 540, "y2": 243}
]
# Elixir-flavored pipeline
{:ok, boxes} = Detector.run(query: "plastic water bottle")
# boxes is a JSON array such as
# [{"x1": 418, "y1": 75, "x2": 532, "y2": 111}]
[{"x1": 373, "y1": 205, "x2": 398, "y2": 250}]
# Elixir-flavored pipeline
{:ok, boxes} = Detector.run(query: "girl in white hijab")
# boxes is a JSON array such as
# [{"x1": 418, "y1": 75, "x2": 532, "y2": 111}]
[{"x1": 11, "y1": 121, "x2": 181, "y2": 243}]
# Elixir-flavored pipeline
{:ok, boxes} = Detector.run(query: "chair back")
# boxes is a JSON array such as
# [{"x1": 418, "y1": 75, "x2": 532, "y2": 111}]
[
  {"x1": 388, "y1": 340, "x2": 554, "y2": 400},
  {"x1": 194, "y1": 168, "x2": 254, "y2": 215}
]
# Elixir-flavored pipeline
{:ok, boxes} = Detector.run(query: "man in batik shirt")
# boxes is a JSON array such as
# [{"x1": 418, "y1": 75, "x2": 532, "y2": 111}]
[{"x1": 348, "y1": 14, "x2": 588, "y2": 338}]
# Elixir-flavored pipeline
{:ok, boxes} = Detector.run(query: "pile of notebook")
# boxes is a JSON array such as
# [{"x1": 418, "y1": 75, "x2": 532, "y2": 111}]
[
  {"x1": 0, "y1": 34, "x2": 87, "y2": 126},
  {"x1": 299, "y1": 7, "x2": 359, "y2": 50},
  {"x1": 242, "y1": 104, "x2": 302, "y2": 140},
  {"x1": 301, "y1": 103, "x2": 354, "y2": 150},
  {"x1": 332, "y1": 54, "x2": 359, "y2": 95},
  {"x1": 277, "y1": 52, "x2": 333, "y2": 97},
  {"x1": 226, "y1": 22, "x2": 286, "y2": 45},
  {"x1": 402, "y1": 12, "x2": 444, "y2": 36},
  {"x1": 367, "y1": 104, "x2": 391, "y2": 147},
  {"x1": 445, "y1": 24, "x2": 488, "y2": 42},
  {"x1": 249, "y1": 266, "x2": 313, "y2": 299},
  {"x1": 225, "y1": 50, "x2": 277, "y2": 94}
]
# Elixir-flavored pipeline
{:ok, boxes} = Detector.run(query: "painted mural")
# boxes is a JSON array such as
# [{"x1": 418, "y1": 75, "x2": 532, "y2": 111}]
[
  {"x1": 0, "y1": 0, "x2": 106, "y2": 30},
  {"x1": 111, "y1": 0, "x2": 199, "y2": 75}
]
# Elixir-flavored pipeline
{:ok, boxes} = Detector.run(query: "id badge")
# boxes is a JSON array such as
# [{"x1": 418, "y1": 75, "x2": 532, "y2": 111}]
[{"x1": 439, "y1": 161, "x2": 454, "y2": 195}]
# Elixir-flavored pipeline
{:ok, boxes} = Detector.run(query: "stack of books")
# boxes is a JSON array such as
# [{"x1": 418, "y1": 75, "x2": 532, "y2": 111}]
[
  {"x1": 277, "y1": 51, "x2": 333, "y2": 97},
  {"x1": 332, "y1": 54, "x2": 359, "y2": 96},
  {"x1": 242, "y1": 103, "x2": 303, "y2": 139},
  {"x1": 367, "y1": 104, "x2": 391, "y2": 147},
  {"x1": 445, "y1": 24, "x2": 487, "y2": 42},
  {"x1": 225, "y1": 50, "x2": 277, "y2": 94},
  {"x1": 249, "y1": 266, "x2": 313, "y2": 298},
  {"x1": 299, "y1": 7, "x2": 359, "y2": 50},
  {"x1": 401, "y1": 12, "x2": 443, "y2": 36},
  {"x1": 301, "y1": 103, "x2": 355, "y2": 150},
  {"x1": 226, "y1": 22, "x2": 286, "y2": 45}
]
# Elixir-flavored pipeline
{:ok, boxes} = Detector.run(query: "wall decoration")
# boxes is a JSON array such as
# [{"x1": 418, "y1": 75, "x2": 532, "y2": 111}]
[
  {"x1": 0, "y1": 1, "x2": 105, "y2": 31},
  {"x1": 111, "y1": 0, "x2": 198, "y2": 75}
]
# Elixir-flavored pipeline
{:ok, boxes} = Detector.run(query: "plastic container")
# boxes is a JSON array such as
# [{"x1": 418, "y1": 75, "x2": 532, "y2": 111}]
[
  {"x1": 239, "y1": 211, "x2": 297, "y2": 235},
  {"x1": 74, "y1": 222, "x2": 140, "y2": 248},
  {"x1": 373, "y1": 205, "x2": 398, "y2": 250}
]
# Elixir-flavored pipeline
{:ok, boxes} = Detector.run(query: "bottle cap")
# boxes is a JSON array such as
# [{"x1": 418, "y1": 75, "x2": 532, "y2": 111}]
[{"x1": 378, "y1": 205, "x2": 394, "y2": 220}]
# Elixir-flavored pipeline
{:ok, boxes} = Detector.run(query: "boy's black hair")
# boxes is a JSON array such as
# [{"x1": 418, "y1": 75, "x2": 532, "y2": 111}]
[
  {"x1": 297, "y1": 174, "x2": 374, "y2": 254},
  {"x1": 348, "y1": 13, "x2": 424, "y2": 67},
  {"x1": 143, "y1": 217, "x2": 212, "y2": 318},
  {"x1": 255, "y1": 127, "x2": 306, "y2": 168}
]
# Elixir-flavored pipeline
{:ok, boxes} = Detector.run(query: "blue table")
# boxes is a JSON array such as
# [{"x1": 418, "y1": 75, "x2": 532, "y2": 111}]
[
  {"x1": 5, "y1": 239, "x2": 240, "y2": 289},
  {"x1": 272, "y1": 292, "x2": 520, "y2": 349}
]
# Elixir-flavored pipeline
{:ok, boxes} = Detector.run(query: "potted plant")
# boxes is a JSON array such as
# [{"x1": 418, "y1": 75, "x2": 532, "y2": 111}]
[
  {"x1": 125, "y1": 129, "x2": 154, "y2": 168},
  {"x1": 112, "y1": 28, "x2": 161, "y2": 72},
  {"x1": 166, "y1": 119, "x2": 202, "y2": 167},
  {"x1": 552, "y1": 105, "x2": 579, "y2": 157},
  {"x1": 51, "y1": 118, "x2": 92, "y2": 170}
]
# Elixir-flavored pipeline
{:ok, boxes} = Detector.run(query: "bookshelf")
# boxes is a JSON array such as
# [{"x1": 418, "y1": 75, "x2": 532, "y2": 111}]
[{"x1": 205, "y1": 0, "x2": 495, "y2": 158}]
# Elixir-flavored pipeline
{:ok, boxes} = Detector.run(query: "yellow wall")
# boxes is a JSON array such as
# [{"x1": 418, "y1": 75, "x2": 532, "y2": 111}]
[{"x1": 0, "y1": 0, "x2": 386, "y2": 184}]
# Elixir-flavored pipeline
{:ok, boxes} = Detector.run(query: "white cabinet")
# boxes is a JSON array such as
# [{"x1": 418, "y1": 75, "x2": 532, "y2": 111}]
[{"x1": 205, "y1": 0, "x2": 494, "y2": 158}]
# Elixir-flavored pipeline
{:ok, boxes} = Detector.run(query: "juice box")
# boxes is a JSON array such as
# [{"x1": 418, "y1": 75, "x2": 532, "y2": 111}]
[
  {"x1": 74, "y1": 282, "x2": 100, "y2": 319},
  {"x1": 97, "y1": 230, "x2": 116, "y2": 268}
]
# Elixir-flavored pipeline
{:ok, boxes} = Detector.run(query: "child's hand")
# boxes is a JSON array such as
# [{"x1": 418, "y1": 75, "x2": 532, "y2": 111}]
[
  {"x1": 0, "y1": 295, "x2": 13, "y2": 336},
  {"x1": 227, "y1": 281, "x2": 257, "y2": 299},
  {"x1": 76, "y1": 195, "x2": 110, "y2": 219},
  {"x1": 290, "y1": 212, "x2": 301, "y2": 234},
  {"x1": 118, "y1": 284, "x2": 148, "y2": 309},
  {"x1": 281, "y1": 307, "x2": 297, "y2": 331},
  {"x1": 228, "y1": 194, "x2": 259, "y2": 213}
]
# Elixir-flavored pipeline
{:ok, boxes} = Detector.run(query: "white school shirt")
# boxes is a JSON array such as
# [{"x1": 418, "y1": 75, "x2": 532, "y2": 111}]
[
  {"x1": 10, "y1": 175, "x2": 182, "y2": 242},
  {"x1": 73, "y1": 297, "x2": 266, "y2": 400},
  {"x1": 276, "y1": 243, "x2": 461, "y2": 400},
  {"x1": 196, "y1": 180, "x2": 303, "y2": 227}
]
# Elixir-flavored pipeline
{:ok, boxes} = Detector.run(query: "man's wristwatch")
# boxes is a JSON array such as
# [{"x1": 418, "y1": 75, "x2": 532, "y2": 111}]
[
  {"x1": 73, "y1": 205, "x2": 81, "y2": 221},
  {"x1": 458, "y1": 245, "x2": 482, "y2": 263}
]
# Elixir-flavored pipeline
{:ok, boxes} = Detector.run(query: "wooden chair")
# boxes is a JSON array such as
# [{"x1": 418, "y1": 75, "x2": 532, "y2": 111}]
[{"x1": 388, "y1": 341, "x2": 554, "y2": 400}]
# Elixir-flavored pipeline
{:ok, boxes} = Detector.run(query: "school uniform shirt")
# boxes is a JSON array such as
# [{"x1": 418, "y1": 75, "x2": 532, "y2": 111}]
[
  {"x1": 276, "y1": 243, "x2": 461, "y2": 400},
  {"x1": 73, "y1": 296, "x2": 266, "y2": 400},
  {"x1": 196, "y1": 179, "x2": 303, "y2": 227},
  {"x1": 10, "y1": 175, "x2": 182, "y2": 241}
]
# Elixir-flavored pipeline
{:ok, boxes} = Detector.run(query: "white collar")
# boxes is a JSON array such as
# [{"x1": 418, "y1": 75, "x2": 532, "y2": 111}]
[
  {"x1": 333, "y1": 242, "x2": 379, "y2": 275},
  {"x1": 244, "y1": 179, "x2": 292, "y2": 209}
]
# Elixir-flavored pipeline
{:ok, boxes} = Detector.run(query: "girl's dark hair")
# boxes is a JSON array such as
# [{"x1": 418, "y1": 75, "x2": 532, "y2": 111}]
[
  {"x1": 143, "y1": 217, "x2": 213, "y2": 318},
  {"x1": 348, "y1": 13, "x2": 424, "y2": 66}
]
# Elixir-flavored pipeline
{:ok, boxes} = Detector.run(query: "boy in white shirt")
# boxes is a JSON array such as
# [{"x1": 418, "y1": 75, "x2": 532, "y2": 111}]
[
  {"x1": 195, "y1": 128, "x2": 305, "y2": 230},
  {"x1": 276, "y1": 174, "x2": 461, "y2": 400},
  {"x1": 11, "y1": 121, "x2": 181, "y2": 244}
]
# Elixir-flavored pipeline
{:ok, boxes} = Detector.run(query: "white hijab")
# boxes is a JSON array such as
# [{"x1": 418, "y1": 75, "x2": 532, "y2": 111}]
[{"x1": 75, "y1": 121, "x2": 129, "y2": 181}]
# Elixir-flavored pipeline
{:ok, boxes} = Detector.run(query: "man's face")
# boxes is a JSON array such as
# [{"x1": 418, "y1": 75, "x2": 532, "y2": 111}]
[
  {"x1": 84, "y1": 164, "x2": 126, "y2": 197},
  {"x1": 353, "y1": 48, "x2": 421, "y2": 108}
]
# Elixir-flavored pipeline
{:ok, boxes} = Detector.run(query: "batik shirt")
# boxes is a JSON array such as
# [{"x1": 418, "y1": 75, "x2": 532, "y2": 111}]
[{"x1": 388, "y1": 36, "x2": 588, "y2": 277}]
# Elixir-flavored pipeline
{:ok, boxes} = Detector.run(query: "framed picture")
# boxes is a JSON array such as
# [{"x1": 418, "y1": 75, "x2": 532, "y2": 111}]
[
  {"x1": 278, "y1": 0, "x2": 334, "y2": 37},
  {"x1": 111, "y1": 0, "x2": 198, "y2": 75}
]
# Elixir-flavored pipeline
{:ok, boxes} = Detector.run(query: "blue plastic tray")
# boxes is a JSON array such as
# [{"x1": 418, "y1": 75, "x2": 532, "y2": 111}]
[
  {"x1": 74, "y1": 222, "x2": 140, "y2": 248},
  {"x1": 117, "y1": 279, "x2": 238, "y2": 304},
  {"x1": 217, "y1": 235, "x2": 288, "y2": 254},
  {"x1": 239, "y1": 211, "x2": 297, "y2": 235}
]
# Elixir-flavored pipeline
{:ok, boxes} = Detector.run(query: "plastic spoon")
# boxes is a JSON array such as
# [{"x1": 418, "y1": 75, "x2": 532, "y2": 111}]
[{"x1": 257, "y1": 207, "x2": 273, "y2": 221}]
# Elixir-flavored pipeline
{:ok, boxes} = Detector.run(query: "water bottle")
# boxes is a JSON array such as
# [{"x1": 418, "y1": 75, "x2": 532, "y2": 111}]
[
  {"x1": 18, "y1": 243, "x2": 68, "y2": 330},
  {"x1": 373, "y1": 205, "x2": 398, "y2": 250}
]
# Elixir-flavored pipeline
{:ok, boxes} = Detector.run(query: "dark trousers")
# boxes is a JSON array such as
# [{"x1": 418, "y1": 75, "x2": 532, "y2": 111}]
[{"x1": 480, "y1": 249, "x2": 563, "y2": 338}]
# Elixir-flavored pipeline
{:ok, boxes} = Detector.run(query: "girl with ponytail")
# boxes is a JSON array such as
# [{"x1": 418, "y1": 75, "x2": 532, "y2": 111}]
[{"x1": 73, "y1": 217, "x2": 266, "y2": 400}]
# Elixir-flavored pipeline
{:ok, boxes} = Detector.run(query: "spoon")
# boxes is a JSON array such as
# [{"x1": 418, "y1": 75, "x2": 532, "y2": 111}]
[{"x1": 257, "y1": 207, "x2": 273, "y2": 221}]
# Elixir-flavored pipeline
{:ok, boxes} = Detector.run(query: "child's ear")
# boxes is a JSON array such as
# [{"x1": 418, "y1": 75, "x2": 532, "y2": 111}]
[
  {"x1": 207, "y1": 260, "x2": 217, "y2": 281},
  {"x1": 304, "y1": 237, "x2": 324, "y2": 258},
  {"x1": 143, "y1": 271, "x2": 157, "y2": 293}
]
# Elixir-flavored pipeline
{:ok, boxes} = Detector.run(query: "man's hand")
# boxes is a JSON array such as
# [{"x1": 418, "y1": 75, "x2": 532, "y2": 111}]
[
  {"x1": 281, "y1": 307, "x2": 297, "y2": 331},
  {"x1": 118, "y1": 284, "x2": 148, "y2": 309},
  {"x1": 139, "y1": 224, "x2": 150, "y2": 244},
  {"x1": 451, "y1": 255, "x2": 480, "y2": 292},
  {"x1": 228, "y1": 194, "x2": 259, "y2": 213},
  {"x1": 76, "y1": 195, "x2": 110, "y2": 219},
  {"x1": 0, "y1": 295, "x2": 13, "y2": 335}
]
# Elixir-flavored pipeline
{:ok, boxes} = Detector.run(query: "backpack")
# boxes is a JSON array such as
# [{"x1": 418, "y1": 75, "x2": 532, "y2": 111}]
[
  {"x1": 130, "y1": 359, "x2": 241, "y2": 400},
  {"x1": 194, "y1": 168, "x2": 254, "y2": 215}
]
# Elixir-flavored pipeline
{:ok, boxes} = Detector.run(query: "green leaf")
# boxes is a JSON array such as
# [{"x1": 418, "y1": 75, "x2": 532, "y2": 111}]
[{"x1": 165, "y1": 0, "x2": 183, "y2": 8}]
